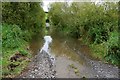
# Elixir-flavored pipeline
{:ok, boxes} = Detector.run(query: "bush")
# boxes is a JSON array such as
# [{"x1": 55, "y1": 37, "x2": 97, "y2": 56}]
[
  {"x1": 2, "y1": 24, "x2": 26, "y2": 49},
  {"x1": 49, "y1": 2, "x2": 119, "y2": 65},
  {"x1": 105, "y1": 31, "x2": 120, "y2": 65},
  {"x1": 2, "y1": 24, "x2": 31, "y2": 78},
  {"x1": 2, "y1": 2, "x2": 45, "y2": 40}
]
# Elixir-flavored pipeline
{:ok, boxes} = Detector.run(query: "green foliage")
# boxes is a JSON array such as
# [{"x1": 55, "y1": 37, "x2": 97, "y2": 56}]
[
  {"x1": 2, "y1": 2, "x2": 45, "y2": 77},
  {"x1": 2, "y1": 2, "x2": 45, "y2": 55},
  {"x1": 105, "y1": 31, "x2": 120, "y2": 65},
  {"x1": 2, "y1": 2, "x2": 45, "y2": 40},
  {"x1": 0, "y1": 24, "x2": 2, "y2": 78},
  {"x1": 19, "y1": 49, "x2": 28, "y2": 56},
  {"x1": 2, "y1": 24, "x2": 26, "y2": 49},
  {"x1": 108, "y1": 31, "x2": 119, "y2": 47},
  {"x1": 2, "y1": 24, "x2": 32, "y2": 78},
  {"x1": 49, "y1": 2, "x2": 119, "y2": 65}
]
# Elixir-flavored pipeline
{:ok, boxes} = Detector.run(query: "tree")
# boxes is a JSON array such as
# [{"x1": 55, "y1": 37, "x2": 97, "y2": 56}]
[{"x1": 2, "y1": 2, "x2": 45, "y2": 41}]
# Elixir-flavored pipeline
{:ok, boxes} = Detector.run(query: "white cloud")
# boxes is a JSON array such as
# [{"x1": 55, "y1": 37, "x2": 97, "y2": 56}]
[
  {"x1": 42, "y1": 1, "x2": 50, "y2": 12},
  {"x1": 42, "y1": 0, "x2": 106, "y2": 12},
  {"x1": 42, "y1": 0, "x2": 73, "y2": 12}
]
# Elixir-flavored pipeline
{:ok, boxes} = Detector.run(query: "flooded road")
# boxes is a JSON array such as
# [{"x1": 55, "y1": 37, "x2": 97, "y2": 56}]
[
  {"x1": 29, "y1": 34, "x2": 119, "y2": 78},
  {"x1": 29, "y1": 35, "x2": 43, "y2": 56}
]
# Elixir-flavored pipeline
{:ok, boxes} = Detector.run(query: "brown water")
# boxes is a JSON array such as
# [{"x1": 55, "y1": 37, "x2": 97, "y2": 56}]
[
  {"x1": 29, "y1": 34, "x2": 93, "y2": 77},
  {"x1": 28, "y1": 34, "x2": 119, "y2": 78},
  {"x1": 29, "y1": 34, "x2": 93, "y2": 64},
  {"x1": 29, "y1": 35, "x2": 44, "y2": 56}
]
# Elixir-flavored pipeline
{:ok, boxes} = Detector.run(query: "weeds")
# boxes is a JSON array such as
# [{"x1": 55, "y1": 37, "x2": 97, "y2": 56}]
[{"x1": 2, "y1": 24, "x2": 32, "y2": 78}]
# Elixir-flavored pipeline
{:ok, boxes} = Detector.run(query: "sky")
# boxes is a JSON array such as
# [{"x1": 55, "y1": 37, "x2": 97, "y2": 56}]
[
  {"x1": 42, "y1": 0, "x2": 51, "y2": 12},
  {"x1": 42, "y1": 0, "x2": 73, "y2": 12},
  {"x1": 42, "y1": 0, "x2": 115, "y2": 12}
]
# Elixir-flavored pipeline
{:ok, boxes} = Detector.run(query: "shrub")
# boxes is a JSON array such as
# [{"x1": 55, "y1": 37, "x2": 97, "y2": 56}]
[{"x1": 49, "y1": 2, "x2": 119, "y2": 65}]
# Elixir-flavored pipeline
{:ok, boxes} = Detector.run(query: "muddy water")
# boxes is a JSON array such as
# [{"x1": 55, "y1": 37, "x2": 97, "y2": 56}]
[
  {"x1": 29, "y1": 34, "x2": 93, "y2": 77},
  {"x1": 29, "y1": 35, "x2": 43, "y2": 56},
  {"x1": 51, "y1": 34, "x2": 96, "y2": 59},
  {"x1": 29, "y1": 34, "x2": 119, "y2": 78},
  {"x1": 30, "y1": 33, "x2": 93, "y2": 64},
  {"x1": 30, "y1": 34, "x2": 94, "y2": 64}
]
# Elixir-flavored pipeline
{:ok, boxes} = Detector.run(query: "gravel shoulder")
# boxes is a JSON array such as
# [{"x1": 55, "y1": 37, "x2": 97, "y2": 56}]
[{"x1": 19, "y1": 50, "x2": 56, "y2": 78}]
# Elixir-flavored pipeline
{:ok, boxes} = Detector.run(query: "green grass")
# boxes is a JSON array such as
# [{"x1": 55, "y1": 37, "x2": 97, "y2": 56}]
[
  {"x1": 45, "y1": 13, "x2": 48, "y2": 20},
  {"x1": 81, "y1": 30, "x2": 119, "y2": 66},
  {"x1": 90, "y1": 42, "x2": 107, "y2": 61},
  {"x1": 89, "y1": 31, "x2": 119, "y2": 66},
  {"x1": 2, "y1": 24, "x2": 32, "y2": 78}
]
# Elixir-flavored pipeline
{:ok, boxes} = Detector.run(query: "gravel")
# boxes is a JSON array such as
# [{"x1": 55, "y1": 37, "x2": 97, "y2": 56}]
[{"x1": 19, "y1": 50, "x2": 56, "y2": 78}]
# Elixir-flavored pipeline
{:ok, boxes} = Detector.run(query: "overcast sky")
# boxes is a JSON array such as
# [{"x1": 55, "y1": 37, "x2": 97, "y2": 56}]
[
  {"x1": 42, "y1": 0, "x2": 108, "y2": 12},
  {"x1": 42, "y1": 0, "x2": 74, "y2": 12},
  {"x1": 42, "y1": 0, "x2": 101, "y2": 12}
]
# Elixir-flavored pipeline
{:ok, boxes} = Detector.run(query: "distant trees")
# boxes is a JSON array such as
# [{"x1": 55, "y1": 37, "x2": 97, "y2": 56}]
[{"x1": 48, "y1": 2, "x2": 119, "y2": 65}]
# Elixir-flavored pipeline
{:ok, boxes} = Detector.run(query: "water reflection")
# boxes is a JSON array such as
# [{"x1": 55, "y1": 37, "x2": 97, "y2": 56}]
[
  {"x1": 30, "y1": 34, "x2": 93, "y2": 65},
  {"x1": 40, "y1": 36, "x2": 52, "y2": 53},
  {"x1": 29, "y1": 35, "x2": 43, "y2": 56},
  {"x1": 50, "y1": 37, "x2": 85, "y2": 64}
]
